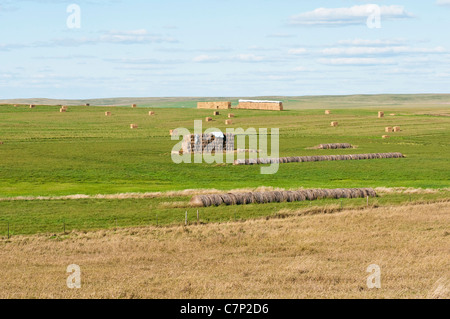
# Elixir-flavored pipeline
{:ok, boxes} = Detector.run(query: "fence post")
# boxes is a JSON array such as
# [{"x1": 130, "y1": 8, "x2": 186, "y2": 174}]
[
  {"x1": 7, "y1": 222, "x2": 10, "y2": 240},
  {"x1": 185, "y1": 211, "x2": 187, "y2": 226},
  {"x1": 197, "y1": 210, "x2": 199, "y2": 223}
]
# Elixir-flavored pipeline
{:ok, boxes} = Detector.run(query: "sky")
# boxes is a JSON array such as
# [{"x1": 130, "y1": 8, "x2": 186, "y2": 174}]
[{"x1": 0, "y1": 0, "x2": 449, "y2": 99}]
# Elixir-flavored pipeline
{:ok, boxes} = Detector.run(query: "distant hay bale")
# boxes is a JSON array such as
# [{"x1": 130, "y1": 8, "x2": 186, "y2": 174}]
[
  {"x1": 197, "y1": 102, "x2": 231, "y2": 110},
  {"x1": 131, "y1": 104, "x2": 137, "y2": 108},
  {"x1": 233, "y1": 153, "x2": 404, "y2": 166},
  {"x1": 61, "y1": 106, "x2": 68, "y2": 110},
  {"x1": 149, "y1": 111, "x2": 155, "y2": 116},
  {"x1": 325, "y1": 110, "x2": 331, "y2": 115},
  {"x1": 130, "y1": 124, "x2": 138, "y2": 129},
  {"x1": 60, "y1": 108, "x2": 66, "y2": 113},
  {"x1": 190, "y1": 188, "x2": 377, "y2": 207},
  {"x1": 205, "y1": 117, "x2": 212, "y2": 122},
  {"x1": 105, "y1": 112, "x2": 112, "y2": 116},
  {"x1": 393, "y1": 126, "x2": 401, "y2": 132},
  {"x1": 317, "y1": 143, "x2": 353, "y2": 149},
  {"x1": 14, "y1": 105, "x2": 17, "y2": 107},
  {"x1": 29, "y1": 104, "x2": 35, "y2": 109},
  {"x1": 85, "y1": 103, "x2": 90, "y2": 106},
  {"x1": 382, "y1": 135, "x2": 390, "y2": 139},
  {"x1": 0, "y1": 141, "x2": 3, "y2": 145},
  {"x1": 228, "y1": 114, "x2": 235, "y2": 118},
  {"x1": 213, "y1": 111, "x2": 220, "y2": 116},
  {"x1": 331, "y1": 121, "x2": 338, "y2": 127},
  {"x1": 225, "y1": 120, "x2": 232, "y2": 125},
  {"x1": 390, "y1": 113, "x2": 396, "y2": 116},
  {"x1": 378, "y1": 111, "x2": 384, "y2": 118},
  {"x1": 385, "y1": 127, "x2": 393, "y2": 133},
  {"x1": 237, "y1": 100, "x2": 283, "y2": 111}
]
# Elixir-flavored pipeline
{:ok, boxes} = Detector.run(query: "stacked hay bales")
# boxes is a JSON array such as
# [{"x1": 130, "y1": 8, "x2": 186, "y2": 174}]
[
  {"x1": 60, "y1": 106, "x2": 67, "y2": 113},
  {"x1": 130, "y1": 124, "x2": 138, "y2": 129},
  {"x1": 233, "y1": 153, "x2": 404, "y2": 166},
  {"x1": 393, "y1": 126, "x2": 401, "y2": 132},
  {"x1": 149, "y1": 111, "x2": 155, "y2": 116},
  {"x1": 205, "y1": 117, "x2": 212, "y2": 122},
  {"x1": 385, "y1": 127, "x2": 393, "y2": 133},
  {"x1": 378, "y1": 111, "x2": 384, "y2": 118},
  {"x1": 317, "y1": 143, "x2": 353, "y2": 149},
  {"x1": 228, "y1": 114, "x2": 235, "y2": 118},
  {"x1": 237, "y1": 100, "x2": 283, "y2": 111},
  {"x1": 190, "y1": 188, "x2": 377, "y2": 207},
  {"x1": 105, "y1": 112, "x2": 112, "y2": 116},
  {"x1": 325, "y1": 110, "x2": 331, "y2": 115},
  {"x1": 225, "y1": 120, "x2": 232, "y2": 125},
  {"x1": 182, "y1": 133, "x2": 235, "y2": 154},
  {"x1": 331, "y1": 121, "x2": 338, "y2": 127},
  {"x1": 197, "y1": 102, "x2": 231, "y2": 110}
]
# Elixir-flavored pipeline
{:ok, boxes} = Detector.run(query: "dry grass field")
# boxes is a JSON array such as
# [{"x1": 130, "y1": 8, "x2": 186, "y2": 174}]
[{"x1": 1, "y1": 201, "x2": 448, "y2": 299}]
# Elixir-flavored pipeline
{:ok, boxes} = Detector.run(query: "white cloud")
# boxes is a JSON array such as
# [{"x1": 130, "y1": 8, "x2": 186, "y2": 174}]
[
  {"x1": 337, "y1": 39, "x2": 407, "y2": 46},
  {"x1": 318, "y1": 58, "x2": 396, "y2": 65},
  {"x1": 437, "y1": 0, "x2": 450, "y2": 6},
  {"x1": 288, "y1": 48, "x2": 307, "y2": 54},
  {"x1": 193, "y1": 55, "x2": 220, "y2": 63},
  {"x1": 289, "y1": 5, "x2": 413, "y2": 26},
  {"x1": 233, "y1": 54, "x2": 264, "y2": 62},
  {"x1": 322, "y1": 46, "x2": 446, "y2": 56}
]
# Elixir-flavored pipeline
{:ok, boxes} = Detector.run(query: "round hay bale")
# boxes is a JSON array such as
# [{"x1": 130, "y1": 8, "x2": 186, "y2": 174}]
[
  {"x1": 273, "y1": 191, "x2": 284, "y2": 202},
  {"x1": 220, "y1": 194, "x2": 233, "y2": 206},
  {"x1": 252, "y1": 192, "x2": 264, "y2": 204},
  {"x1": 210, "y1": 194, "x2": 224, "y2": 206},
  {"x1": 295, "y1": 190, "x2": 307, "y2": 201},
  {"x1": 227, "y1": 193, "x2": 238, "y2": 205},
  {"x1": 190, "y1": 195, "x2": 205, "y2": 207}
]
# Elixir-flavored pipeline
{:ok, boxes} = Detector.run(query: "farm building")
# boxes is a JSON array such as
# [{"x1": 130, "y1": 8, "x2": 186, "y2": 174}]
[
  {"x1": 197, "y1": 102, "x2": 231, "y2": 110},
  {"x1": 237, "y1": 100, "x2": 283, "y2": 111}
]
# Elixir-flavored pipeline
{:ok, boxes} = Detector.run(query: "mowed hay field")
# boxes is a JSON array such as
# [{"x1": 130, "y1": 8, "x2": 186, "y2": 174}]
[
  {"x1": 0, "y1": 202, "x2": 448, "y2": 299},
  {"x1": 0, "y1": 94, "x2": 449, "y2": 236}
]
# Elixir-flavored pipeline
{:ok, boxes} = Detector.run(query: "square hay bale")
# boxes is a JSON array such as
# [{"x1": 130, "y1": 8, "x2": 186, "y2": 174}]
[
  {"x1": 213, "y1": 111, "x2": 220, "y2": 116},
  {"x1": 393, "y1": 126, "x2": 401, "y2": 132},
  {"x1": 130, "y1": 124, "x2": 138, "y2": 129},
  {"x1": 225, "y1": 120, "x2": 232, "y2": 125},
  {"x1": 131, "y1": 104, "x2": 137, "y2": 108},
  {"x1": 228, "y1": 114, "x2": 235, "y2": 118},
  {"x1": 390, "y1": 113, "x2": 396, "y2": 116},
  {"x1": 105, "y1": 112, "x2": 112, "y2": 116},
  {"x1": 61, "y1": 106, "x2": 68, "y2": 110},
  {"x1": 385, "y1": 127, "x2": 393, "y2": 133},
  {"x1": 149, "y1": 111, "x2": 155, "y2": 116},
  {"x1": 85, "y1": 103, "x2": 90, "y2": 106},
  {"x1": 29, "y1": 104, "x2": 35, "y2": 109},
  {"x1": 378, "y1": 111, "x2": 384, "y2": 118},
  {"x1": 325, "y1": 110, "x2": 331, "y2": 115},
  {"x1": 197, "y1": 102, "x2": 231, "y2": 110},
  {"x1": 205, "y1": 117, "x2": 213, "y2": 122},
  {"x1": 60, "y1": 108, "x2": 66, "y2": 113},
  {"x1": 382, "y1": 135, "x2": 390, "y2": 139},
  {"x1": 331, "y1": 121, "x2": 338, "y2": 127}
]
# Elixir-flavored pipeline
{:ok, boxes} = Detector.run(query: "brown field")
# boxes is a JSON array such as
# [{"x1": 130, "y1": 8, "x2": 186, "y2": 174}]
[{"x1": 0, "y1": 202, "x2": 449, "y2": 299}]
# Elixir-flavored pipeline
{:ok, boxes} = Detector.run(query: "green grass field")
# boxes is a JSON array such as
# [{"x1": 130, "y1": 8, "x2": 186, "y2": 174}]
[{"x1": 0, "y1": 95, "x2": 449, "y2": 235}]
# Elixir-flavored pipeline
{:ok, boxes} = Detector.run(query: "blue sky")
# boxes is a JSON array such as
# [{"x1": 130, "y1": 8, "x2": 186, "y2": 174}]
[{"x1": 0, "y1": 0, "x2": 449, "y2": 99}]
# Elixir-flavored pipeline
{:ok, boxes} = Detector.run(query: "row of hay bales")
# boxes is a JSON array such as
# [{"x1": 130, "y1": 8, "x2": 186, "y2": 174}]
[
  {"x1": 317, "y1": 143, "x2": 353, "y2": 149},
  {"x1": 190, "y1": 188, "x2": 377, "y2": 207},
  {"x1": 234, "y1": 153, "x2": 404, "y2": 165}
]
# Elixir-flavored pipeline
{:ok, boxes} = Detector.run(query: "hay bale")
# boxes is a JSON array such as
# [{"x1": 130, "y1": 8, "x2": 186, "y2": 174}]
[
  {"x1": 228, "y1": 114, "x2": 235, "y2": 118},
  {"x1": 105, "y1": 112, "x2": 112, "y2": 116},
  {"x1": 325, "y1": 110, "x2": 331, "y2": 115},
  {"x1": 385, "y1": 127, "x2": 393, "y2": 133},
  {"x1": 29, "y1": 104, "x2": 35, "y2": 109},
  {"x1": 382, "y1": 135, "x2": 389, "y2": 139},
  {"x1": 130, "y1": 124, "x2": 138, "y2": 129},
  {"x1": 331, "y1": 121, "x2": 338, "y2": 127},
  {"x1": 390, "y1": 114, "x2": 396, "y2": 116},
  {"x1": 85, "y1": 103, "x2": 90, "y2": 106},
  {"x1": 60, "y1": 108, "x2": 66, "y2": 113},
  {"x1": 0, "y1": 141, "x2": 3, "y2": 145},
  {"x1": 213, "y1": 111, "x2": 220, "y2": 116},
  {"x1": 393, "y1": 126, "x2": 401, "y2": 132},
  {"x1": 132, "y1": 104, "x2": 137, "y2": 108},
  {"x1": 149, "y1": 111, "x2": 155, "y2": 116},
  {"x1": 205, "y1": 117, "x2": 212, "y2": 122},
  {"x1": 378, "y1": 111, "x2": 384, "y2": 118},
  {"x1": 225, "y1": 120, "x2": 232, "y2": 125}
]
